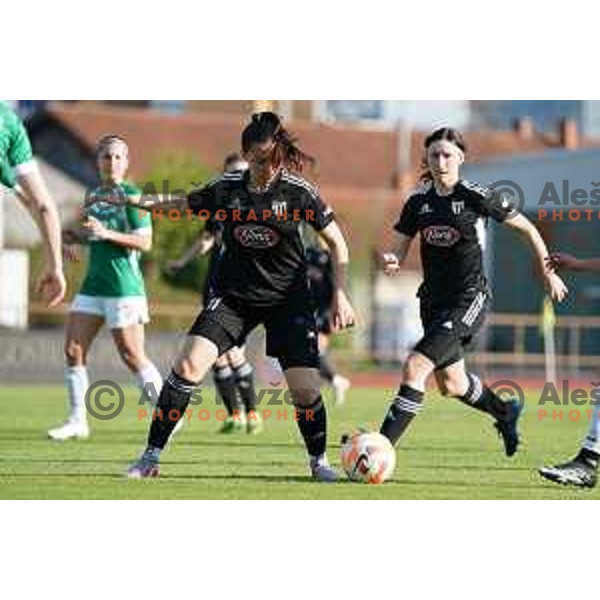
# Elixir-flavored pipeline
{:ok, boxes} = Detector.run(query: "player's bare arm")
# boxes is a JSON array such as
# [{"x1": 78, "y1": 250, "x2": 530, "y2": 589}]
[
  {"x1": 318, "y1": 221, "x2": 355, "y2": 330},
  {"x1": 13, "y1": 177, "x2": 66, "y2": 307},
  {"x1": 166, "y1": 230, "x2": 215, "y2": 273},
  {"x1": 82, "y1": 217, "x2": 152, "y2": 252},
  {"x1": 503, "y1": 212, "x2": 568, "y2": 303},
  {"x1": 547, "y1": 252, "x2": 600, "y2": 273},
  {"x1": 122, "y1": 192, "x2": 188, "y2": 212}
]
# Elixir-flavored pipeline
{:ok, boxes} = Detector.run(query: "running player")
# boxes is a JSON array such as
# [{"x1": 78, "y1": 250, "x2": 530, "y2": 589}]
[
  {"x1": 377, "y1": 127, "x2": 568, "y2": 457},
  {"x1": 0, "y1": 101, "x2": 65, "y2": 307},
  {"x1": 47, "y1": 135, "x2": 164, "y2": 440},
  {"x1": 539, "y1": 252, "x2": 600, "y2": 488},
  {"x1": 126, "y1": 111, "x2": 356, "y2": 481},
  {"x1": 306, "y1": 242, "x2": 351, "y2": 405},
  {"x1": 166, "y1": 153, "x2": 262, "y2": 434}
]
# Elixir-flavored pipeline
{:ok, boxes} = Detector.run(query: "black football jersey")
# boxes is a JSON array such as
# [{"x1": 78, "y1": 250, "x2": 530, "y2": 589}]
[
  {"x1": 188, "y1": 169, "x2": 334, "y2": 306},
  {"x1": 394, "y1": 179, "x2": 512, "y2": 303}
]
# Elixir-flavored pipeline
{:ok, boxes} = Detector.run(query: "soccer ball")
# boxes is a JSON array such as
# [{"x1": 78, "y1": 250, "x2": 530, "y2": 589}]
[{"x1": 340, "y1": 432, "x2": 396, "y2": 484}]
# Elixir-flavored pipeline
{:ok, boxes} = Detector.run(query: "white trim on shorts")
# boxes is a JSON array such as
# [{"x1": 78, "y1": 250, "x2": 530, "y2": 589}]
[{"x1": 70, "y1": 294, "x2": 150, "y2": 329}]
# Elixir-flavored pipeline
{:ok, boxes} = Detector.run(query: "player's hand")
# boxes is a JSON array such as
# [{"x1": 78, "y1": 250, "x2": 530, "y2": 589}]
[
  {"x1": 62, "y1": 244, "x2": 81, "y2": 262},
  {"x1": 36, "y1": 267, "x2": 66, "y2": 308},
  {"x1": 82, "y1": 217, "x2": 110, "y2": 241},
  {"x1": 544, "y1": 271, "x2": 569, "y2": 303},
  {"x1": 165, "y1": 259, "x2": 185, "y2": 275},
  {"x1": 546, "y1": 252, "x2": 580, "y2": 272},
  {"x1": 332, "y1": 289, "x2": 356, "y2": 331},
  {"x1": 381, "y1": 252, "x2": 401, "y2": 276}
]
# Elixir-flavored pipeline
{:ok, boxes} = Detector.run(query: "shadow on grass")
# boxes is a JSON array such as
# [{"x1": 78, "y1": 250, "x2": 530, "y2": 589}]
[
  {"x1": 0, "y1": 470, "x2": 555, "y2": 491},
  {"x1": 1, "y1": 472, "x2": 316, "y2": 484}
]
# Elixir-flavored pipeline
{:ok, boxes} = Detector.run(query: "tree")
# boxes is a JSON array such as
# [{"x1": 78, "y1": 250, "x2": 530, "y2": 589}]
[{"x1": 140, "y1": 152, "x2": 215, "y2": 294}]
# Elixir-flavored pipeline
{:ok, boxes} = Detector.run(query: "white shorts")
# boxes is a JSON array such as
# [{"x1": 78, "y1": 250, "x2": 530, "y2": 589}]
[{"x1": 70, "y1": 294, "x2": 150, "y2": 329}]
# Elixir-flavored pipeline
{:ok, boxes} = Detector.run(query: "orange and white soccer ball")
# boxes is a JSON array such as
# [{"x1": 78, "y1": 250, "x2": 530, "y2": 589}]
[{"x1": 340, "y1": 432, "x2": 396, "y2": 484}]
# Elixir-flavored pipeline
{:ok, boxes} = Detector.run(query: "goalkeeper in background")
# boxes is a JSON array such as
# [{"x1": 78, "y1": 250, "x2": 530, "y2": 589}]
[{"x1": 0, "y1": 101, "x2": 65, "y2": 307}]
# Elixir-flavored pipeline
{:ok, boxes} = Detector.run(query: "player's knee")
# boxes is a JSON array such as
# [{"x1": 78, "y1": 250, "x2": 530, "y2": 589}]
[
  {"x1": 175, "y1": 356, "x2": 203, "y2": 383},
  {"x1": 64, "y1": 340, "x2": 85, "y2": 366},
  {"x1": 403, "y1": 355, "x2": 431, "y2": 386},
  {"x1": 437, "y1": 374, "x2": 468, "y2": 398},
  {"x1": 443, "y1": 378, "x2": 466, "y2": 398}
]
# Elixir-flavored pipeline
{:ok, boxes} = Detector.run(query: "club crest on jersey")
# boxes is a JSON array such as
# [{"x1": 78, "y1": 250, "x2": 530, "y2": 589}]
[
  {"x1": 451, "y1": 201, "x2": 465, "y2": 215},
  {"x1": 423, "y1": 225, "x2": 461, "y2": 247},
  {"x1": 234, "y1": 224, "x2": 280, "y2": 249},
  {"x1": 272, "y1": 200, "x2": 287, "y2": 217}
]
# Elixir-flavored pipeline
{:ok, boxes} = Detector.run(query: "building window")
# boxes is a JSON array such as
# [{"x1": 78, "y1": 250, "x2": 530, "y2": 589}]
[
  {"x1": 319, "y1": 100, "x2": 385, "y2": 122},
  {"x1": 149, "y1": 101, "x2": 185, "y2": 115}
]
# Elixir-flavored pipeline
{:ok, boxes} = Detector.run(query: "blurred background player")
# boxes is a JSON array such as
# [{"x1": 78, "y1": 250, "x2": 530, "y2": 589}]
[
  {"x1": 539, "y1": 252, "x2": 600, "y2": 488},
  {"x1": 305, "y1": 240, "x2": 351, "y2": 405},
  {"x1": 47, "y1": 135, "x2": 165, "y2": 440},
  {"x1": 378, "y1": 127, "x2": 568, "y2": 457},
  {"x1": 0, "y1": 101, "x2": 65, "y2": 307},
  {"x1": 126, "y1": 111, "x2": 355, "y2": 481},
  {"x1": 166, "y1": 153, "x2": 262, "y2": 434}
]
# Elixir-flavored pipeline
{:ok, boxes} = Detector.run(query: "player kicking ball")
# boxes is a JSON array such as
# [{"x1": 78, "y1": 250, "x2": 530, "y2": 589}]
[
  {"x1": 125, "y1": 112, "x2": 355, "y2": 481},
  {"x1": 377, "y1": 127, "x2": 568, "y2": 457},
  {"x1": 539, "y1": 252, "x2": 600, "y2": 488},
  {"x1": 166, "y1": 153, "x2": 262, "y2": 435}
]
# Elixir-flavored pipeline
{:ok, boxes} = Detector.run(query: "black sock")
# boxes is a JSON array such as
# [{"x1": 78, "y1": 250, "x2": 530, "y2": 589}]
[
  {"x1": 213, "y1": 365, "x2": 240, "y2": 417},
  {"x1": 577, "y1": 448, "x2": 600, "y2": 469},
  {"x1": 233, "y1": 362, "x2": 257, "y2": 414},
  {"x1": 318, "y1": 352, "x2": 335, "y2": 383},
  {"x1": 296, "y1": 396, "x2": 327, "y2": 459},
  {"x1": 148, "y1": 371, "x2": 196, "y2": 450},
  {"x1": 380, "y1": 384, "x2": 424, "y2": 446},
  {"x1": 458, "y1": 374, "x2": 507, "y2": 421}
]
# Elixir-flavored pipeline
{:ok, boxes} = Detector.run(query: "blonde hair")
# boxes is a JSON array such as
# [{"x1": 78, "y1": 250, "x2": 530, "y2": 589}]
[{"x1": 95, "y1": 134, "x2": 129, "y2": 158}]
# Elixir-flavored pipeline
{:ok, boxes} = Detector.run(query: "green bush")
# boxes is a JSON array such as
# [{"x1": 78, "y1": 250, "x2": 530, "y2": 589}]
[{"x1": 138, "y1": 152, "x2": 216, "y2": 296}]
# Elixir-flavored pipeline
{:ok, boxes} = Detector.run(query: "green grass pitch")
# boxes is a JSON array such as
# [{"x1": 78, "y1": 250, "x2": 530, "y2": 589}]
[{"x1": 0, "y1": 385, "x2": 597, "y2": 499}]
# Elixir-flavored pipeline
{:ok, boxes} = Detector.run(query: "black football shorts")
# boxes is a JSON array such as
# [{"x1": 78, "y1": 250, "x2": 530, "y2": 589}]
[
  {"x1": 188, "y1": 293, "x2": 320, "y2": 370},
  {"x1": 414, "y1": 289, "x2": 490, "y2": 370}
]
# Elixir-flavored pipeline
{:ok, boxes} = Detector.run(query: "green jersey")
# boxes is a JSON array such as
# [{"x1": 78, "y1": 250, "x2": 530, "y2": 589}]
[
  {"x1": 79, "y1": 181, "x2": 152, "y2": 298},
  {"x1": 0, "y1": 102, "x2": 35, "y2": 188}
]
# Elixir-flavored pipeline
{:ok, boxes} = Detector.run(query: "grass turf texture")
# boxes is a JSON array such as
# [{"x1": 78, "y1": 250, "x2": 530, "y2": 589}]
[{"x1": 0, "y1": 385, "x2": 597, "y2": 499}]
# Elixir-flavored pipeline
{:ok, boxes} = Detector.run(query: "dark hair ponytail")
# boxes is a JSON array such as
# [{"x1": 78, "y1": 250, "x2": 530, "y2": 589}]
[
  {"x1": 242, "y1": 111, "x2": 315, "y2": 173},
  {"x1": 419, "y1": 127, "x2": 466, "y2": 182}
]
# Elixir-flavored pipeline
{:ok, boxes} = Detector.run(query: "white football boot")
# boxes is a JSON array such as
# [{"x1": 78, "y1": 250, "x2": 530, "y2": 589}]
[{"x1": 47, "y1": 420, "x2": 90, "y2": 441}]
